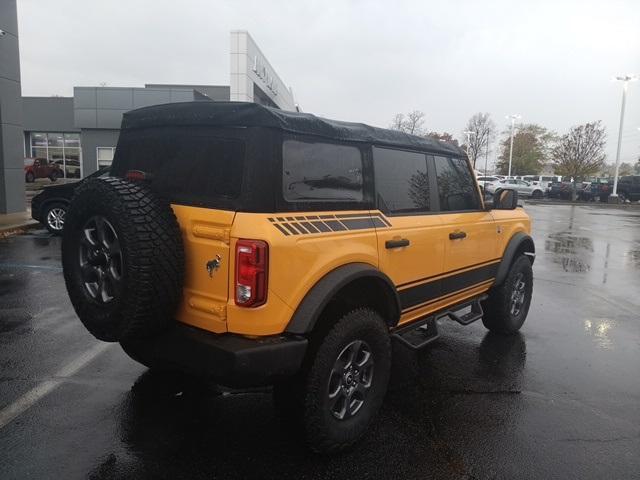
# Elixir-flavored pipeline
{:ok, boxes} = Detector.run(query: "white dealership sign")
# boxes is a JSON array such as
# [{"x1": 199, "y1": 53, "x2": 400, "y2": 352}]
[{"x1": 230, "y1": 30, "x2": 297, "y2": 111}]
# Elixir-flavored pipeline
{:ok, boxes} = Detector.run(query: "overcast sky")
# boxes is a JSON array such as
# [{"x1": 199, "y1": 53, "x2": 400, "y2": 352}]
[{"x1": 16, "y1": 0, "x2": 640, "y2": 164}]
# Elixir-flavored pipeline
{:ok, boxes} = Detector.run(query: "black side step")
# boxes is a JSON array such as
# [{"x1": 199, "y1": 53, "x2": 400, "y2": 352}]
[
  {"x1": 392, "y1": 295, "x2": 488, "y2": 351},
  {"x1": 441, "y1": 296, "x2": 487, "y2": 326},
  {"x1": 391, "y1": 316, "x2": 439, "y2": 350}
]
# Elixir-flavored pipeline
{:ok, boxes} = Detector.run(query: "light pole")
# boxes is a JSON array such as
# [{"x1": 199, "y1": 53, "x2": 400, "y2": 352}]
[
  {"x1": 611, "y1": 74, "x2": 638, "y2": 201},
  {"x1": 463, "y1": 130, "x2": 476, "y2": 166},
  {"x1": 505, "y1": 114, "x2": 521, "y2": 177}
]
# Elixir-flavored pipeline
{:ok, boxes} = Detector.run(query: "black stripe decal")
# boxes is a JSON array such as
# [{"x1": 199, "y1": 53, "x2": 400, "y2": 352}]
[
  {"x1": 402, "y1": 279, "x2": 493, "y2": 314},
  {"x1": 336, "y1": 213, "x2": 370, "y2": 219},
  {"x1": 340, "y1": 218, "x2": 375, "y2": 230},
  {"x1": 399, "y1": 263, "x2": 497, "y2": 310},
  {"x1": 398, "y1": 259, "x2": 501, "y2": 289},
  {"x1": 289, "y1": 222, "x2": 307, "y2": 234},
  {"x1": 311, "y1": 221, "x2": 331, "y2": 232},
  {"x1": 374, "y1": 214, "x2": 392, "y2": 227},
  {"x1": 269, "y1": 213, "x2": 391, "y2": 235},
  {"x1": 323, "y1": 220, "x2": 347, "y2": 231},
  {"x1": 273, "y1": 224, "x2": 290, "y2": 236},
  {"x1": 281, "y1": 223, "x2": 299, "y2": 235},
  {"x1": 300, "y1": 221, "x2": 319, "y2": 233}
]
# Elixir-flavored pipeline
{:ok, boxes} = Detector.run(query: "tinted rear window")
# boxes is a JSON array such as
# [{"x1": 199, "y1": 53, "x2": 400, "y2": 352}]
[
  {"x1": 282, "y1": 139, "x2": 363, "y2": 202},
  {"x1": 112, "y1": 128, "x2": 245, "y2": 206}
]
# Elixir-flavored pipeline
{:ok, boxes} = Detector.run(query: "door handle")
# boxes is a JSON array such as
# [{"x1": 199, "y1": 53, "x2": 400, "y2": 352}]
[
  {"x1": 385, "y1": 238, "x2": 410, "y2": 249},
  {"x1": 449, "y1": 231, "x2": 467, "y2": 240}
]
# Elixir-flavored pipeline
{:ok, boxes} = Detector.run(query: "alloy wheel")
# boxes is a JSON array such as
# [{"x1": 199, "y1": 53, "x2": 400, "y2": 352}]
[
  {"x1": 327, "y1": 340, "x2": 374, "y2": 420},
  {"x1": 510, "y1": 272, "x2": 526, "y2": 317},
  {"x1": 46, "y1": 207, "x2": 66, "y2": 232},
  {"x1": 78, "y1": 216, "x2": 123, "y2": 303}
]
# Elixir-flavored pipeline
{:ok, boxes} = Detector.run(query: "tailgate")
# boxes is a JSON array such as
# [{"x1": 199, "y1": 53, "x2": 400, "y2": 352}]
[{"x1": 171, "y1": 204, "x2": 234, "y2": 333}]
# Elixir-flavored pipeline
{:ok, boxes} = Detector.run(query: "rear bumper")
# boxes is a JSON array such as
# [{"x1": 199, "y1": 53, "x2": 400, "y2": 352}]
[{"x1": 125, "y1": 323, "x2": 308, "y2": 387}]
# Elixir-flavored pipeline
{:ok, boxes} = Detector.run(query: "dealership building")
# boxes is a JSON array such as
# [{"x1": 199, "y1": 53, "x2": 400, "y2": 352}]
[{"x1": 0, "y1": 3, "x2": 297, "y2": 212}]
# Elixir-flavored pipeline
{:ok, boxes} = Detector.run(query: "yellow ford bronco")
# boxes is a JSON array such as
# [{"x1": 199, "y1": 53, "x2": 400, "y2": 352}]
[{"x1": 62, "y1": 102, "x2": 534, "y2": 453}]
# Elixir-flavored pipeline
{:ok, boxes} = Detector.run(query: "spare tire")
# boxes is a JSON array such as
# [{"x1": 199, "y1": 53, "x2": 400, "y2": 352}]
[{"x1": 62, "y1": 176, "x2": 184, "y2": 342}]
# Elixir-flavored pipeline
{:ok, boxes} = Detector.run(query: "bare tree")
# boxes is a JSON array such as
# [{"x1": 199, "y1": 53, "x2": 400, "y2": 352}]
[
  {"x1": 552, "y1": 121, "x2": 606, "y2": 180},
  {"x1": 462, "y1": 113, "x2": 496, "y2": 168},
  {"x1": 389, "y1": 110, "x2": 426, "y2": 136}
]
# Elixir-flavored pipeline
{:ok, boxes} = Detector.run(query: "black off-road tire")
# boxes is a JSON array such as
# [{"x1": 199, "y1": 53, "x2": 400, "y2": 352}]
[
  {"x1": 481, "y1": 255, "x2": 533, "y2": 334},
  {"x1": 275, "y1": 308, "x2": 391, "y2": 453},
  {"x1": 62, "y1": 176, "x2": 184, "y2": 342}
]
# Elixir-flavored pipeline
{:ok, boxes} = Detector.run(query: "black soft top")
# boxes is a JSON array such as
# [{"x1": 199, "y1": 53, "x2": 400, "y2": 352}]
[{"x1": 120, "y1": 101, "x2": 464, "y2": 157}]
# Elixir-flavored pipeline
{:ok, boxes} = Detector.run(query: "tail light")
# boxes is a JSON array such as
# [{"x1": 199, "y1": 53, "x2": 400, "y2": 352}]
[{"x1": 235, "y1": 239, "x2": 268, "y2": 307}]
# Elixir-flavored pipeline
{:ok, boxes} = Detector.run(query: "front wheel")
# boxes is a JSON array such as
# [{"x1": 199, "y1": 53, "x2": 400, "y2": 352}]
[
  {"x1": 482, "y1": 255, "x2": 533, "y2": 334},
  {"x1": 44, "y1": 202, "x2": 67, "y2": 235},
  {"x1": 531, "y1": 190, "x2": 543, "y2": 199},
  {"x1": 274, "y1": 308, "x2": 391, "y2": 453}
]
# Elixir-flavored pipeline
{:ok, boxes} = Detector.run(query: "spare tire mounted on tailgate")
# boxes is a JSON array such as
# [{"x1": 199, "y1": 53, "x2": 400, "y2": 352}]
[{"x1": 62, "y1": 176, "x2": 184, "y2": 342}]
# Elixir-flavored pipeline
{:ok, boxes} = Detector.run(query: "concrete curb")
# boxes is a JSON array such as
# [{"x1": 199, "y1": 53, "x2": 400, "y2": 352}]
[
  {"x1": 525, "y1": 200, "x2": 640, "y2": 209},
  {"x1": 0, "y1": 220, "x2": 40, "y2": 238}
]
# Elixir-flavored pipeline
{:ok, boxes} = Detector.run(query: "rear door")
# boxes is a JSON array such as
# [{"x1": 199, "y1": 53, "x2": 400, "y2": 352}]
[
  {"x1": 372, "y1": 147, "x2": 448, "y2": 321},
  {"x1": 432, "y1": 155, "x2": 499, "y2": 288},
  {"x1": 171, "y1": 205, "x2": 233, "y2": 334}
]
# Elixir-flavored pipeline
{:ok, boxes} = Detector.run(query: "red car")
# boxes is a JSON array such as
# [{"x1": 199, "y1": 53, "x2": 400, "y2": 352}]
[{"x1": 24, "y1": 157, "x2": 63, "y2": 183}]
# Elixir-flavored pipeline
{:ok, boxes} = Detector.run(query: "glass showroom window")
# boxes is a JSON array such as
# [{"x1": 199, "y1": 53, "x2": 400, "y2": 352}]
[
  {"x1": 97, "y1": 147, "x2": 116, "y2": 168},
  {"x1": 29, "y1": 132, "x2": 82, "y2": 179}
]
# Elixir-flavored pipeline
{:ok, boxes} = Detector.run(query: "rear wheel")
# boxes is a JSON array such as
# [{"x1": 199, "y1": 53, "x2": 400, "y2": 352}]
[
  {"x1": 274, "y1": 308, "x2": 391, "y2": 453},
  {"x1": 532, "y1": 190, "x2": 543, "y2": 199},
  {"x1": 62, "y1": 177, "x2": 184, "y2": 342},
  {"x1": 482, "y1": 255, "x2": 533, "y2": 334}
]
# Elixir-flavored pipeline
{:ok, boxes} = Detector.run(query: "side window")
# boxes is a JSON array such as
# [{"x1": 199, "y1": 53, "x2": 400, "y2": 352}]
[
  {"x1": 434, "y1": 156, "x2": 480, "y2": 211},
  {"x1": 372, "y1": 147, "x2": 430, "y2": 214},
  {"x1": 283, "y1": 140, "x2": 363, "y2": 202}
]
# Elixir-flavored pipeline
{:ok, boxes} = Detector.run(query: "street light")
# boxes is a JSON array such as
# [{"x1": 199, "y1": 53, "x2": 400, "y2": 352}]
[
  {"x1": 611, "y1": 74, "x2": 639, "y2": 201},
  {"x1": 505, "y1": 114, "x2": 521, "y2": 177}
]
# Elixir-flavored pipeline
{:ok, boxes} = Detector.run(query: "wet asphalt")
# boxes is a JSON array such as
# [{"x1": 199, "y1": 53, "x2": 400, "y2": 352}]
[{"x1": 0, "y1": 204, "x2": 639, "y2": 480}]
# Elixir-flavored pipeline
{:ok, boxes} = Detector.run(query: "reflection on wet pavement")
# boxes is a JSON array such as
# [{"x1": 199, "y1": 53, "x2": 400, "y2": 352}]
[
  {"x1": 545, "y1": 232, "x2": 593, "y2": 272},
  {"x1": 583, "y1": 318, "x2": 615, "y2": 350}
]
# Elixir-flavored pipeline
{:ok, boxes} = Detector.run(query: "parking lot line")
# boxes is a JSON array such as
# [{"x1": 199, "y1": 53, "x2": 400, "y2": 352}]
[{"x1": 0, "y1": 342, "x2": 112, "y2": 429}]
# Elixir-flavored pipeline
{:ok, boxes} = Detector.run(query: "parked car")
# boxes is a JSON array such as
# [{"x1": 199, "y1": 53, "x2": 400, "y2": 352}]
[
  {"x1": 31, "y1": 167, "x2": 109, "y2": 234},
  {"x1": 487, "y1": 178, "x2": 545, "y2": 198},
  {"x1": 522, "y1": 175, "x2": 560, "y2": 192},
  {"x1": 476, "y1": 175, "x2": 501, "y2": 193},
  {"x1": 24, "y1": 157, "x2": 63, "y2": 183},
  {"x1": 606, "y1": 176, "x2": 640, "y2": 203},
  {"x1": 60, "y1": 101, "x2": 534, "y2": 453},
  {"x1": 548, "y1": 177, "x2": 573, "y2": 199}
]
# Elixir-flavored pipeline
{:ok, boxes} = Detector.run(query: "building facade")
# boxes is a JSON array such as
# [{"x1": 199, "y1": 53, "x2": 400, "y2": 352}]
[{"x1": 1, "y1": 24, "x2": 297, "y2": 211}]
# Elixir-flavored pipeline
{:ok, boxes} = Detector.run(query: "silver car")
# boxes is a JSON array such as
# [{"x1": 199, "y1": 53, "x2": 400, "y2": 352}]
[{"x1": 487, "y1": 179, "x2": 545, "y2": 198}]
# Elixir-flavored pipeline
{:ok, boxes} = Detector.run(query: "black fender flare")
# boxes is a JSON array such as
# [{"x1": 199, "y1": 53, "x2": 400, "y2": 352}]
[
  {"x1": 285, "y1": 263, "x2": 401, "y2": 335},
  {"x1": 494, "y1": 232, "x2": 535, "y2": 286}
]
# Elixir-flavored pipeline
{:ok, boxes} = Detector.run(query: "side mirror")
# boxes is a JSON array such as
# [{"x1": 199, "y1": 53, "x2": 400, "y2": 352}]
[{"x1": 490, "y1": 188, "x2": 518, "y2": 210}]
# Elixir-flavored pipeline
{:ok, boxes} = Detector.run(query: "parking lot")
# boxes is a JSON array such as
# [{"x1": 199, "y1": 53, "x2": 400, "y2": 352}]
[{"x1": 0, "y1": 203, "x2": 639, "y2": 479}]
